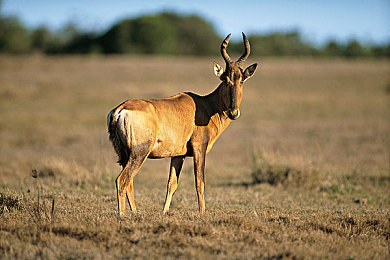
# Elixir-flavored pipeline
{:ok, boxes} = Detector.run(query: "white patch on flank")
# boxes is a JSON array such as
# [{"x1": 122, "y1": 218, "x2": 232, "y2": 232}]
[
  {"x1": 117, "y1": 110, "x2": 132, "y2": 147},
  {"x1": 107, "y1": 109, "x2": 124, "y2": 129},
  {"x1": 115, "y1": 110, "x2": 122, "y2": 121}
]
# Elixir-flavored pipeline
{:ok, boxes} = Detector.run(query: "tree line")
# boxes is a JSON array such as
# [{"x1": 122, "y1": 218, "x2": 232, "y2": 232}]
[{"x1": 0, "y1": 11, "x2": 389, "y2": 57}]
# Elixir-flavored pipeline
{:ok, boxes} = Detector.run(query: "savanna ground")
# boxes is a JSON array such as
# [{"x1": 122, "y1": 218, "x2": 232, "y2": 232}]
[{"x1": 0, "y1": 55, "x2": 389, "y2": 259}]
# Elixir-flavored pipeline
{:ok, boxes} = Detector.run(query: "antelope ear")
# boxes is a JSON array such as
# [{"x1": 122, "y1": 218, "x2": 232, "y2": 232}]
[
  {"x1": 213, "y1": 61, "x2": 224, "y2": 79},
  {"x1": 243, "y1": 63, "x2": 258, "y2": 82}
]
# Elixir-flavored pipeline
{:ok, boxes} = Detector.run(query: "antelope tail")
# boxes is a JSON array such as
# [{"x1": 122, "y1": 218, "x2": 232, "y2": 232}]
[{"x1": 107, "y1": 107, "x2": 129, "y2": 167}]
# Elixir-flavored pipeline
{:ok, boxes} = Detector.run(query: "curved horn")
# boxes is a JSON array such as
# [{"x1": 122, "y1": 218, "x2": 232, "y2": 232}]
[
  {"x1": 221, "y1": 33, "x2": 232, "y2": 64},
  {"x1": 237, "y1": 32, "x2": 250, "y2": 64}
]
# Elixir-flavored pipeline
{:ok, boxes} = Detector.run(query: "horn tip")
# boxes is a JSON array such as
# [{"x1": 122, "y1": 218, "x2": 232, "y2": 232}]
[{"x1": 242, "y1": 32, "x2": 248, "y2": 41}]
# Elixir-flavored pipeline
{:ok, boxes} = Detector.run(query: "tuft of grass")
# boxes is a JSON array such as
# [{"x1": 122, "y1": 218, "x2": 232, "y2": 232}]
[
  {"x1": 250, "y1": 150, "x2": 323, "y2": 190},
  {"x1": 0, "y1": 193, "x2": 21, "y2": 215},
  {"x1": 32, "y1": 168, "x2": 55, "y2": 178}
]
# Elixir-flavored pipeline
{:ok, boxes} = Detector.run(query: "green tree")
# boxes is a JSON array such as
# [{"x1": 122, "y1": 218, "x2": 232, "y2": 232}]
[
  {"x1": 231, "y1": 31, "x2": 314, "y2": 57},
  {"x1": 371, "y1": 43, "x2": 390, "y2": 58},
  {"x1": 62, "y1": 32, "x2": 100, "y2": 54},
  {"x1": 175, "y1": 14, "x2": 220, "y2": 55},
  {"x1": 130, "y1": 14, "x2": 178, "y2": 54},
  {"x1": 44, "y1": 23, "x2": 83, "y2": 54},
  {"x1": 98, "y1": 12, "x2": 219, "y2": 55},
  {"x1": 31, "y1": 26, "x2": 52, "y2": 51},
  {"x1": 324, "y1": 40, "x2": 344, "y2": 56},
  {"x1": 0, "y1": 16, "x2": 31, "y2": 53},
  {"x1": 98, "y1": 19, "x2": 135, "y2": 53},
  {"x1": 344, "y1": 40, "x2": 369, "y2": 57}
]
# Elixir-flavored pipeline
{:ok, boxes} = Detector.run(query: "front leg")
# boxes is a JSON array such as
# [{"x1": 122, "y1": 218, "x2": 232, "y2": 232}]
[
  {"x1": 193, "y1": 144, "x2": 207, "y2": 213},
  {"x1": 163, "y1": 156, "x2": 185, "y2": 213}
]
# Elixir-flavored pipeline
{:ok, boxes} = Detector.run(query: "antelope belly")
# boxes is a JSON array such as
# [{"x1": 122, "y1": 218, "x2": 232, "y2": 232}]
[{"x1": 149, "y1": 137, "x2": 189, "y2": 158}]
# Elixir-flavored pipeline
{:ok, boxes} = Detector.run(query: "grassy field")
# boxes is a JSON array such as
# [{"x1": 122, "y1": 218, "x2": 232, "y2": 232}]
[{"x1": 0, "y1": 55, "x2": 389, "y2": 259}]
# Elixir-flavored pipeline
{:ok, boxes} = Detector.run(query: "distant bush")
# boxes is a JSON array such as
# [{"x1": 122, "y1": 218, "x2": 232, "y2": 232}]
[
  {"x1": 231, "y1": 31, "x2": 318, "y2": 57},
  {"x1": 97, "y1": 12, "x2": 220, "y2": 55},
  {"x1": 250, "y1": 152, "x2": 323, "y2": 190},
  {"x1": 30, "y1": 26, "x2": 52, "y2": 51},
  {"x1": 0, "y1": 16, "x2": 31, "y2": 53},
  {"x1": 344, "y1": 40, "x2": 370, "y2": 57}
]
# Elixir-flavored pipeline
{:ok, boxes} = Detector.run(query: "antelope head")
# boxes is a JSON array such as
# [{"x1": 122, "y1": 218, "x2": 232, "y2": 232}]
[{"x1": 214, "y1": 33, "x2": 258, "y2": 120}]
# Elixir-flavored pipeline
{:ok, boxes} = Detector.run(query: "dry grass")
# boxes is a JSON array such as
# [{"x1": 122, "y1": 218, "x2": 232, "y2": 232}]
[{"x1": 0, "y1": 55, "x2": 389, "y2": 259}]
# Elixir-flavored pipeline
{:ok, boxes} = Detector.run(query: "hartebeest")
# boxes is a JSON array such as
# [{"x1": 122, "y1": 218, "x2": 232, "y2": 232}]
[{"x1": 107, "y1": 33, "x2": 257, "y2": 217}]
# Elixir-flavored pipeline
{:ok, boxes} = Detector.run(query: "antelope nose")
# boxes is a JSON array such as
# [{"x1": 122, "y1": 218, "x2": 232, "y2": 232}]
[{"x1": 228, "y1": 109, "x2": 240, "y2": 120}]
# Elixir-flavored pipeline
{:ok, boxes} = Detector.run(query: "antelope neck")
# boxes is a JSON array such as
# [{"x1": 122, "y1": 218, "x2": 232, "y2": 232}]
[{"x1": 205, "y1": 82, "x2": 232, "y2": 121}]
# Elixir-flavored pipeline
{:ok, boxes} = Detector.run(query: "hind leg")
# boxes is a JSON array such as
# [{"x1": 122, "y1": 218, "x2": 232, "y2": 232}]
[
  {"x1": 116, "y1": 142, "x2": 153, "y2": 218},
  {"x1": 116, "y1": 156, "x2": 147, "y2": 217},
  {"x1": 126, "y1": 178, "x2": 136, "y2": 212},
  {"x1": 116, "y1": 168, "x2": 127, "y2": 218}
]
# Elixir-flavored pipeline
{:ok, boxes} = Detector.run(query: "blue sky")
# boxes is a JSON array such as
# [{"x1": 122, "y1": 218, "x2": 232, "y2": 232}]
[{"x1": 2, "y1": 0, "x2": 389, "y2": 45}]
